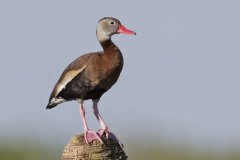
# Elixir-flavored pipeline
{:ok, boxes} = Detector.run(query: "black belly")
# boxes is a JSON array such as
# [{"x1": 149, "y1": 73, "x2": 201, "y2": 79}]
[{"x1": 57, "y1": 72, "x2": 107, "y2": 100}]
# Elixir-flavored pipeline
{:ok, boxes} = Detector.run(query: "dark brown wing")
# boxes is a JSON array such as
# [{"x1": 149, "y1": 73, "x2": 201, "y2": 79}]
[{"x1": 46, "y1": 52, "x2": 100, "y2": 109}]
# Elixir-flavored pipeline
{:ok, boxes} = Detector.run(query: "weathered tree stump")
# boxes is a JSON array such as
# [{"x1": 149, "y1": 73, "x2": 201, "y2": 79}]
[{"x1": 62, "y1": 134, "x2": 128, "y2": 160}]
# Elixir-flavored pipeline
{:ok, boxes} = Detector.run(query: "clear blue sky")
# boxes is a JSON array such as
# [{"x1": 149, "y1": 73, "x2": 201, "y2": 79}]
[{"x1": 0, "y1": 0, "x2": 240, "y2": 148}]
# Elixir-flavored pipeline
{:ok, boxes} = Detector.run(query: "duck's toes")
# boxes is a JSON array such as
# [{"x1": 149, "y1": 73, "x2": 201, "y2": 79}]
[
  {"x1": 97, "y1": 129, "x2": 123, "y2": 147},
  {"x1": 84, "y1": 130, "x2": 103, "y2": 144}
]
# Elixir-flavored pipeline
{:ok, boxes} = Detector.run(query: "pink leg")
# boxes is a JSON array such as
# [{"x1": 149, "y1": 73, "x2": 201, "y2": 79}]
[
  {"x1": 79, "y1": 102, "x2": 103, "y2": 144},
  {"x1": 92, "y1": 99, "x2": 108, "y2": 130},
  {"x1": 92, "y1": 99, "x2": 123, "y2": 147}
]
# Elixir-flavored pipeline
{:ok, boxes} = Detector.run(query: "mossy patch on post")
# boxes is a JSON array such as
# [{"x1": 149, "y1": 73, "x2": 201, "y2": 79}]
[{"x1": 62, "y1": 134, "x2": 127, "y2": 160}]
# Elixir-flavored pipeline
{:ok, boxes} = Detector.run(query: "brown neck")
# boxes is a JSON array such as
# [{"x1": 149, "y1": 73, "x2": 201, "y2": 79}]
[
  {"x1": 99, "y1": 38, "x2": 124, "y2": 74},
  {"x1": 99, "y1": 39, "x2": 120, "y2": 54}
]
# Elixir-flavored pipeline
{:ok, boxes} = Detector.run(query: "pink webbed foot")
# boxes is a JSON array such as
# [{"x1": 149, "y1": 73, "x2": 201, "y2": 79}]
[
  {"x1": 98, "y1": 129, "x2": 123, "y2": 147},
  {"x1": 84, "y1": 130, "x2": 103, "y2": 144}
]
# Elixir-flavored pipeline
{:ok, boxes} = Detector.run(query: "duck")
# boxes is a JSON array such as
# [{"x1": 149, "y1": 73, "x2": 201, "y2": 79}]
[{"x1": 46, "y1": 17, "x2": 136, "y2": 145}]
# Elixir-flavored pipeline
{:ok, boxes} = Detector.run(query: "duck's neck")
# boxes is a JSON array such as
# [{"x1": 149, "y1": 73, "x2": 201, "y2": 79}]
[
  {"x1": 99, "y1": 39, "x2": 123, "y2": 69},
  {"x1": 96, "y1": 29, "x2": 120, "y2": 54},
  {"x1": 99, "y1": 39, "x2": 120, "y2": 54}
]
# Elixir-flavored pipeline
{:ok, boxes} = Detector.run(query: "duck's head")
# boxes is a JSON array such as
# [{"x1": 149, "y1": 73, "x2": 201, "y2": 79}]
[{"x1": 96, "y1": 17, "x2": 136, "y2": 42}]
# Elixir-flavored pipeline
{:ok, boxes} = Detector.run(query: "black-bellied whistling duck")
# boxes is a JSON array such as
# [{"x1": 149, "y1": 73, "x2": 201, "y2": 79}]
[{"x1": 46, "y1": 17, "x2": 136, "y2": 145}]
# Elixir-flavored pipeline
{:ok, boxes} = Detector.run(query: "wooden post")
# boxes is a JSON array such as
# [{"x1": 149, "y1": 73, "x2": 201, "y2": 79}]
[{"x1": 62, "y1": 134, "x2": 128, "y2": 160}]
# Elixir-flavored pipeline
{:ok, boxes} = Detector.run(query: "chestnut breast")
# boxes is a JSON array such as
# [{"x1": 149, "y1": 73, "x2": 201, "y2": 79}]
[{"x1": 86, "y1": 49, "x2": 124, "y2": 91}]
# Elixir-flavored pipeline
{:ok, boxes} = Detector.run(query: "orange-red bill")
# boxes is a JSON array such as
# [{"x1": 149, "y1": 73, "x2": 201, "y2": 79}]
[{"x1": 117, "y1": 24, "x2": 136, "y2": 35}]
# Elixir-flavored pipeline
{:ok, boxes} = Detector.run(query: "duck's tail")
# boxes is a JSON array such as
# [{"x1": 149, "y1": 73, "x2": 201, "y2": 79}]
[{"x1": 46, "y1": 97, "x2": 65, "y2": 109}]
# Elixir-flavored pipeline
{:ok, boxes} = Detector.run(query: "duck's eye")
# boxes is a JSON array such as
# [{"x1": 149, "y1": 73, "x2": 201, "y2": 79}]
[{"x1": 110, "y1": 21, "x2": 115, "y2": 25}]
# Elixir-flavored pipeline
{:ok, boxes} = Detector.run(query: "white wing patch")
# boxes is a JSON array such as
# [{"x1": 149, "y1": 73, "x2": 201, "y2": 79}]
[
  {"x1": 50, "y1": 97, "x2": 65, "y2": 104},
  {"x1": 54, "y1": 65, "x2": 87, "y2": 97}
]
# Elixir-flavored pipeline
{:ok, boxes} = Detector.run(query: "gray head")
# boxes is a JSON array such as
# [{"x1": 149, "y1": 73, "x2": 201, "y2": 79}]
[{"x1": 96, "y1": 17, "x2": 136, "y2": 42}]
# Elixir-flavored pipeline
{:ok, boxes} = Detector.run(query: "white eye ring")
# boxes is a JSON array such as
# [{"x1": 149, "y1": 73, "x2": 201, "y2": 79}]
[{"x1": 110, "y1": 21, "x2": 115, "y2": 25}]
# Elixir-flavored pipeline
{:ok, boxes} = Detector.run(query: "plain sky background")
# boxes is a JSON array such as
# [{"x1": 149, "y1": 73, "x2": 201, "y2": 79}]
[{"x1": 1, "y1": 0, "x2": 240, "y2": 148}]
